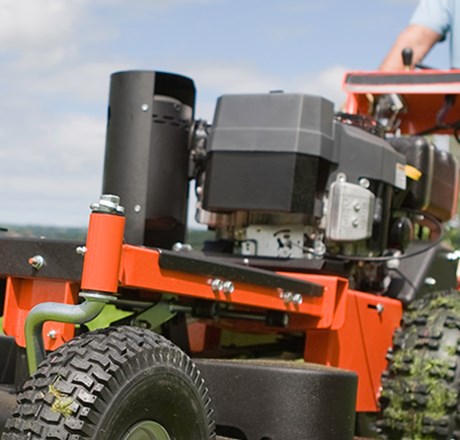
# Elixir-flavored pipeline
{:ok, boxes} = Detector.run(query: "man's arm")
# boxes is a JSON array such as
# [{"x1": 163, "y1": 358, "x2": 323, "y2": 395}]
[{"x1": 379, "y1": 24, "x2": 442, "y2": 71}]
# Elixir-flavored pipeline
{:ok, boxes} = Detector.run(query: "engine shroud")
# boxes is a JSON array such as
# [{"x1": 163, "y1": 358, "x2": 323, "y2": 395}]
[
  {"x1": 203, "y1": 93, "x2": 335, "y2": 215},
  {"x1": 202, "y1": 93, "x2": 406, "y2": 219}
]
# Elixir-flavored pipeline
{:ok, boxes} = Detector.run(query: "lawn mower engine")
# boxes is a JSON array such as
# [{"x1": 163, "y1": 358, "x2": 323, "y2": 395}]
[{"x1": 192, "y1": 92, "x2": 458, "y2": 292}]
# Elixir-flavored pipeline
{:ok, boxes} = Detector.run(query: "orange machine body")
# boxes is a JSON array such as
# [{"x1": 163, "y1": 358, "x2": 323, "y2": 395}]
[{"x1": 3, "y1": 218, "x2": 402, "y2": 413}]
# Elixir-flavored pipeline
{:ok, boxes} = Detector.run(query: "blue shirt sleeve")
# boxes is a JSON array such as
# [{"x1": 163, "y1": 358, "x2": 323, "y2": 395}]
[{"x1": 409, "y1": 0, "x2": 452, "y2": 40}]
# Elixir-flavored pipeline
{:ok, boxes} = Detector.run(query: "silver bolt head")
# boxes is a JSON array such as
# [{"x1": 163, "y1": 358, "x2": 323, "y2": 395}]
[
  {"x1": 76, "y1": 246, "x2": 87, "y2": 256},
  {"x1": 90, "y1": 194, "x2": 125, "y2": 214},
  {"x1": 172, "y1": 242, "x2": 192, "y2": 253},
  {"x1": 222, "y1": 281, "x2": 235, "y2": 295},
  {"x1": 47, "y1": 330, "x2": 57, "y2": 340},
  {"x1": 211, "y1": 278, "x2": 223, "y2": 293},
  {"x1": 141, "y1": 104, "x2": 149, "y2": 112},
  {"x1": 424, "y1": 277, "x2": 437, "y2": 287},
  {"x1": 280, "y1": 291, "x2": 293, "y2": 304},
  {"x1": 172, "y1": 242, "x2": 184, "y2": 252},
  {"x1": 28, "y1": 255, "x2": 45, "y2": 270},
  {"x1": 292, "y1": 293, "x2": 303, "y2": 305}
]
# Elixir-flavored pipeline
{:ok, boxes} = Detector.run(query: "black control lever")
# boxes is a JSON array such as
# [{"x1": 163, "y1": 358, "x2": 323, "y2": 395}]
[
  {"x1": 402, "y1": 47, "x2": 413, "y2": 70},
  {"x1": 402, "y1": 46, "x2": 434, "y2": 70}
]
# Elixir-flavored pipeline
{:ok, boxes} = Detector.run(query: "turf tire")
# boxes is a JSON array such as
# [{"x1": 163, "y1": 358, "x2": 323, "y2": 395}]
[
  {"x1": 1, "y1": 325, "x2": 216, "y2": 440},
  {"x1": 377, "y1": 290, "x2": 460, "y2": 439}
]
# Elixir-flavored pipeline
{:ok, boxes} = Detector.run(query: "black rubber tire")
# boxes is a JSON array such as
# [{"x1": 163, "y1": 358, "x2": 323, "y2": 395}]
[
  {"x1": 1, "y1": 326, "x2": 216, "y2": 440},
  {"x1": 377, "y1": 290, "x2": 460, "y2": 439}
]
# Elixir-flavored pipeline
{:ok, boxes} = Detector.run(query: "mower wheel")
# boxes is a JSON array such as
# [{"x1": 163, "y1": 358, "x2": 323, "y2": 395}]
[
  {"x1": 377, "y1": 290, "x2": 460, "y2": 439},
  {"x1": 1, "y1": 326, "x2": 216, "y2": 440}
]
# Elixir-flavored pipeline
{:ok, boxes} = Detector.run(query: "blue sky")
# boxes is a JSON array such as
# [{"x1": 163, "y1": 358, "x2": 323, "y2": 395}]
[{"x1": 0, "y1": 0, "x2": 450, "y2": 228}]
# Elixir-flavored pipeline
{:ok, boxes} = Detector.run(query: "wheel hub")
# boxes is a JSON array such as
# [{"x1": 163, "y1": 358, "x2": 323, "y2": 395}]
[{"x1": 122, "y1": 421, "x2": 172, "y2": 440}]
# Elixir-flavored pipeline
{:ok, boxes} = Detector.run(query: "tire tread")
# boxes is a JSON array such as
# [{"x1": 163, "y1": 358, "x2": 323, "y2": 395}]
[{"x1": 2, "y1": 326, "x2": 215, "y2": 440}]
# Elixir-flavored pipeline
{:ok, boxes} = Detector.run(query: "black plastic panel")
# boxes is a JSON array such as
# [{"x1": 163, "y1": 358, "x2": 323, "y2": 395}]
[
  {"x1": 195, "y1": 358, "x2": 358, "y2": 440},
  {"x1": 203, "y1": 152, "x2": 328, "y2": 214},
  {"x1": 158, "y1": 249, "x2": 324, "y2": 297},
  {"x1": 0, "y1": 237, "x2": 83, "y2": 281}
]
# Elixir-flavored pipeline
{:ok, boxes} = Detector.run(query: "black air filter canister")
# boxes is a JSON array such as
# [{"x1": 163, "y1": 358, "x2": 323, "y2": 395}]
[{"x1": 102, "y1": 70, "x2": 196, "y2": 248}]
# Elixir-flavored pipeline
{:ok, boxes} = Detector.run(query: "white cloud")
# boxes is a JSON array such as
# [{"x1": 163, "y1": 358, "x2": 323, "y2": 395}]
[
  {"x1": 36, "y1": 113, "x2": 106, "y2": 170},
  {"x1": 23, "y1": 61, "x2": 132, "y2": 103},
  {"x1": 0, "y1": 110, "x2": 106, "y2": 226},
  {"x1": 295, "y1": 65, "x2": 349, "y2": 108},
  {"x1": 0, "y1": 0, "x2": 88, "y2": 49},
  {"x1": 181, "y1": 62, "x2": 348, "y2": 120},
  {"x1": 0, "y1": 0, "x2": 93, "y2": 70},
  {"x1": 186, "y1": 64, "x2": 280, "y2": 95}
]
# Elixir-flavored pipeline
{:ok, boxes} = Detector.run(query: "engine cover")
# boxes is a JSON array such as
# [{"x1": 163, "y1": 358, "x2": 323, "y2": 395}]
[
  {"x1": 202, "y1": 93, "x2": 406, "y2": 217},
  {"x1": 203, "y1": 93, "x2": 335, "y2": 215}
]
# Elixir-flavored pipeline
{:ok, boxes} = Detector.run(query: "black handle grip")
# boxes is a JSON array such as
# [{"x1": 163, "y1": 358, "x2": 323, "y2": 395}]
[{"x1": 402, "y1": 47, "x2": 413, "y2": 68}]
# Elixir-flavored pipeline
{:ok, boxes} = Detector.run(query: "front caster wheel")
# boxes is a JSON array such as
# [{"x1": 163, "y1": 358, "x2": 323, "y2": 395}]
[{"x1": 2, "y1": 326, "x2": 216, "y2": 440}]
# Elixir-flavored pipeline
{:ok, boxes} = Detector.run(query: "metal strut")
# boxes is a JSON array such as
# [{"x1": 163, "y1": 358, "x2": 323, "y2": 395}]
[{"x1": 24, "y1": 299, "x2": 105, "y2": 374}]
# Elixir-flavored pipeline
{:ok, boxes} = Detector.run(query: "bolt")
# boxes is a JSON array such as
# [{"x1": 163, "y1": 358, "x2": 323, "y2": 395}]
[
  {"x1": 76, "y1": 246, "x2": 87, "y2": 256},
  {"x1": 90, "y1": 194, "x2": 125, "y2": 214},
  {"x1": 172, "y1": 242, "x2": 193, "y2": 252},
  {"x1": 173, "y1": 242, "x2": 183, "y2": 252},
  {"x1": 47, "y1": 330, "x2": 57, "y2": 340},
  {"x1": 141, "y1": 104, "x2": 149, "y2": 112},
  {"x1": 280, "y1": 291, "x2": 293, "y2": 304},
  {"x1": 352, "y1": 218, "x2": 359, "y2": 227},
  {"x1": 222, "y1": 281, "x2": 234, "y2": 295},
  {"x1": 211, "y1": 278, "x2": 223, "y2": 294},
  {"x1": 359, "y1": 178, "x2": 370, "y2": 189},
  {"x1": 134, "y1": 204, "x2": 142, "y2": 213},
  {"x1": 376, "y1": 303, "x2": 384, "y2": 314},
  {"x1": 292, "y1": 293, "x2": 303, "y2": 305},
  {"x1": 424, "y1": 277, "x2": 436, "y2": 287},
  {"x1": 28, "y1": 255, "x2": 45, "y2": 270}
]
